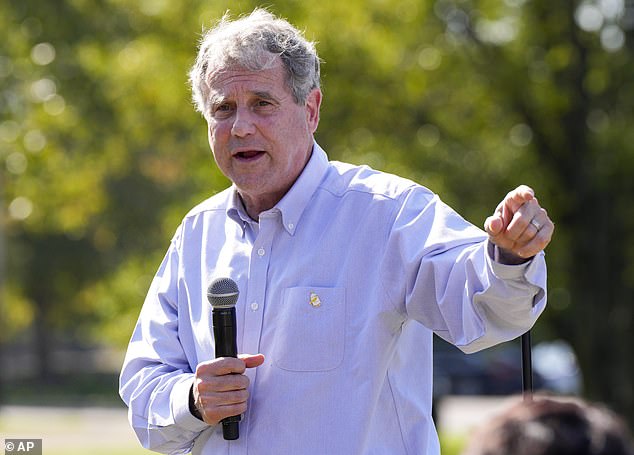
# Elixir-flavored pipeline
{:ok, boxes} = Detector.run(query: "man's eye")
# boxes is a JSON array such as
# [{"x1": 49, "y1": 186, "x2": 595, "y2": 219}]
[
  {"x1": 255, "y1": 100, "x2": 276, "y2": 112},
  {"x1": 212, "y1": 104, "x2": 233, "y2": 118}
]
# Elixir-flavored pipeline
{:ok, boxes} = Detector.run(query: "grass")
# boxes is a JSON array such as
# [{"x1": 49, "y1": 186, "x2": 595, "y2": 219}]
[
  {"x1": 0, "y1": 373, "x2": 151, "y2": 453},
  {"x1": 0, "y1": 405, "x2": 150, "y2": 454}
]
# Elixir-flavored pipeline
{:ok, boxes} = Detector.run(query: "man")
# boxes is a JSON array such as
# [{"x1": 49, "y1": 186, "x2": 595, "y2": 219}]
[{"x1": 120, "y1": 8, "x2": 554, "y2": 455}]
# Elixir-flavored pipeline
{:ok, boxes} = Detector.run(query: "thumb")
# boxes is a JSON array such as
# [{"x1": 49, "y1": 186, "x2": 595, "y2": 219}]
[
  {"x1": 239, "y1": 353, "x2": 265, "y2": 368},
  {"x1": 485, "y1": 214, "x2": 504, "y2": 236}
]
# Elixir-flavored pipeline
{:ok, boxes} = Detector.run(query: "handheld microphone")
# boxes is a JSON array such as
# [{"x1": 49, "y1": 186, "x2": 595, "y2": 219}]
[{"x1": 207, "y1": 277, "x2": 240, "y2": 441}]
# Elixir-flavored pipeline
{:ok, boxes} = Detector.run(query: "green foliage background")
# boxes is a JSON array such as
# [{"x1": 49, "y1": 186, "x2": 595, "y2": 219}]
[{"x1": 1, "y1": 0, "x2": 633, "y2": 424}]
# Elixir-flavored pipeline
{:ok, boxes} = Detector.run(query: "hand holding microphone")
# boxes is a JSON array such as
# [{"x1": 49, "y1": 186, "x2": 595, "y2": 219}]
[{"x1": 192, "y1": 278, "x2": 264, "y2": 440}]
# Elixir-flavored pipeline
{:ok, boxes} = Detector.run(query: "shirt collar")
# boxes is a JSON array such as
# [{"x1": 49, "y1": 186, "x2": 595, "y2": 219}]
[
  {"x1": 226, "y1": 189, "x2": 253, "y2": 233},
  {"x1": 226, "y1": 142, "x2": 329, "y2": 236},
  {"x1": 276, "y1": 142, "x2": 329, "y2": 235}
]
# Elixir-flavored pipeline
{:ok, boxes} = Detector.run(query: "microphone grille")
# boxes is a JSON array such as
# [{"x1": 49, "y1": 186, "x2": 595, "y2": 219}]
[{"x1": 207, "y1": 277, "x2": 239, "y2": 309}]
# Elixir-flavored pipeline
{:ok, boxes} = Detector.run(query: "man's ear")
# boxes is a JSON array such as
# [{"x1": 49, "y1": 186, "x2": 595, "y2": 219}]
[{"x1": 305, "y1": 88, "x2": 322, "y2": 133}]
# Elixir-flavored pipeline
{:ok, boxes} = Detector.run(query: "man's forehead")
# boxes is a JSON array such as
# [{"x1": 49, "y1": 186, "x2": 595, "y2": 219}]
[
  {"x1": 207, "y1": 63, "x2": 289, "y2": 98},
  {"x1": 207, "y1": 53, "x2": 285, "y2": 84}
]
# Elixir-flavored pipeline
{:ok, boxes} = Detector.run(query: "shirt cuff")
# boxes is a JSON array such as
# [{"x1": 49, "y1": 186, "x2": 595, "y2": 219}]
[
  {"x1": 170, "y1": 375, "x2": 210, "y2": 433},
  {"x1": 486, "y1": 240, "x2": 532, "y2": 280}
]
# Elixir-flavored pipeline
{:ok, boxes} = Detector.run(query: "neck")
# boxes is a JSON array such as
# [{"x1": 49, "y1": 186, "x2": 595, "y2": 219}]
[
  {"x1": 238, "y1": 190, "x2": 284, "y2": 220},
  {"x1": 236, "y1": 146, "x2": 314, "y2": 220}
]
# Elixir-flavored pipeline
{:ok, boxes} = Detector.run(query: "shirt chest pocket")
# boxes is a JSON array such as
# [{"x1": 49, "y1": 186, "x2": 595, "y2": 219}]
[{"x1": 272, "y1": 286, "x2": 346, "y2": 372}]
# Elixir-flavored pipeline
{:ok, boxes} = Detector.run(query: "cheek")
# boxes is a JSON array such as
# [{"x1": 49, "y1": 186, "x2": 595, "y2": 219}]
[
  {"x1": 207, "y1": 124, "x2": 226, "y2": 152},
  {"x1": 206, "y1": 126, "x2": 226, "y2": 166},
  {"x1": 206, "y1": 122, "x2": 214, "y2": 142}
]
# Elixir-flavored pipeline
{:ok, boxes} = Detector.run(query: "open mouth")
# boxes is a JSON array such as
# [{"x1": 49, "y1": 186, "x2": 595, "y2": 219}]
[{"x1": 234, "y1": 150, "x2": 266, "y2": 161}]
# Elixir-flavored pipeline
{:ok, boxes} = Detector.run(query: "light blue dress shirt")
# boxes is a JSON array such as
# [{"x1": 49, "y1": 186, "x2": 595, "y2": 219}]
[{"x1": 120, "y1": 143, "x2": 547, "y2": 455}]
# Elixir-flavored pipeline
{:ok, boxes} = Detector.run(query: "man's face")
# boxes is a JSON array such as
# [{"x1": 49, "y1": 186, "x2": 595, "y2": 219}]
[{"x1": 205, "y1": 58, "x2": 321, "y2": 214}]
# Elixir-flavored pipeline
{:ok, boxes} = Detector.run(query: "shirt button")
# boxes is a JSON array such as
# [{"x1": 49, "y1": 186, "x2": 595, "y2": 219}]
[
  {"x1": 257, "y1": 247, "x2": 265, "y2": 257},
  {"x1": 288, "y1": 223, "x2": 294, "y2": 230},
  {"x1": 250, "y1": 302, "x2": 259, "y2": 311}
]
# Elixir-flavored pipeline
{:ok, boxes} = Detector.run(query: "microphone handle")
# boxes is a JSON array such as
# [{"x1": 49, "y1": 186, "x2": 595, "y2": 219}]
[{"x1": 213, "y1": 307, "x2": 240, "y2": 440}]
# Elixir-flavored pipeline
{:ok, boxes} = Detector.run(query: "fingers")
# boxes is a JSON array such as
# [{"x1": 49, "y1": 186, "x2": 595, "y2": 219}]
[
  {"x1": 515, "y1": 215, "x2": 554, "y2": 258},
  {"x1": 485, "y1": 185, "x2": 554, "y2": 260},
  {"x1": 501, "y1": 185, "x2": 535, "y2": 225},
  {"x1": 509, "y1": 184, "x2": 535, "y2": 203},
  {"x1": 198, "y1": 357, "x2": 246, "y2": 376},
  {"x1": 195, "y1": 385, "x2": 249, "y2": 425},
  {"x1": 485, "y1": 185, "x2": 535, "y2": 235},
  {"x1": 484, "y1": 214, "x2": 505, "y2": 236},
  {"x1": 505, "y1": 198, "x2": 541, "y2": 241},
  {"x1": 193, "y1": 355, "x2": 265, "y2": 425}
]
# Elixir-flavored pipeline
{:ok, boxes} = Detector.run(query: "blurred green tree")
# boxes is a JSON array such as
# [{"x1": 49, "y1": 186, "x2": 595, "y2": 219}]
[
  {"x1": 0, "y1": 0, "x2": 233, "y2": 374},
  {"x1": 1, "y1": 0, "x2": 632, "y2": 424}
]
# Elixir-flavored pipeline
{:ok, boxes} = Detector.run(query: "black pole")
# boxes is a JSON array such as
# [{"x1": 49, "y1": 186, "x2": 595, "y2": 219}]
[{"x1": 521, "y1": 331, "x2": 533, "y2": 402}]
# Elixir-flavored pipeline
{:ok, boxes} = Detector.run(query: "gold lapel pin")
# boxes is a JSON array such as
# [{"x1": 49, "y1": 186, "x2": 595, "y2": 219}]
[{"x1": 309, "y1": 291, "x2": 322, "y2": 308}]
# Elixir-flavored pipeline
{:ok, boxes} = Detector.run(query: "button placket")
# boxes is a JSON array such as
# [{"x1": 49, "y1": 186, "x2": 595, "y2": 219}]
[
  {"x1": 242, "y1": 214, "x2": 277, "y2": 354},
  {"x1": 241, "y1": 214, "x2": 277, "y2": 441}
]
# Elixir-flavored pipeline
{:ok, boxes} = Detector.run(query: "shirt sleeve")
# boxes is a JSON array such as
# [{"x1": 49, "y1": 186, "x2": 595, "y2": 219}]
[
  {"x1": 119, "y1": 231, "x2": 211, "y2": 454},
  {"x1": 381, "y1": 187, "x2": 547, "y2": 354}
]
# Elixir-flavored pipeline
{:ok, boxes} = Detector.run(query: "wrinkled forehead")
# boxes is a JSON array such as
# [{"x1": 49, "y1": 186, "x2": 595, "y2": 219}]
[
  {"x1": 207, "y1": 64, "x2": 289, "y2": 101},
  {"x1": 205, "y1": 49, "x2": 283, "y2": 86}
]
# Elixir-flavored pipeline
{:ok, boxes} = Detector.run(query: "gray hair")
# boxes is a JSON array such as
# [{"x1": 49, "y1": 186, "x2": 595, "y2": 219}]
[{"x1": 189, "y1": 8, "x2": 321, "y2": 116}]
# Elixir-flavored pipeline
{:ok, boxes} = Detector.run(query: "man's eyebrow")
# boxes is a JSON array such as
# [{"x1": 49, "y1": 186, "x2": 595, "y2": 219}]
[
  {"x1": 252, "y1": 91, "x2": 277, "y2": 101},
  {"x1": 209, "y1": 94, "x2": 229, "y2": 107}
]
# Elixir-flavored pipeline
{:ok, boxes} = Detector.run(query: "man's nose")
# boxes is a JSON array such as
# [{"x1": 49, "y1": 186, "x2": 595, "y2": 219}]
[{"x1": 231, "y1": 108, "x2": 256, "y2": 137}]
